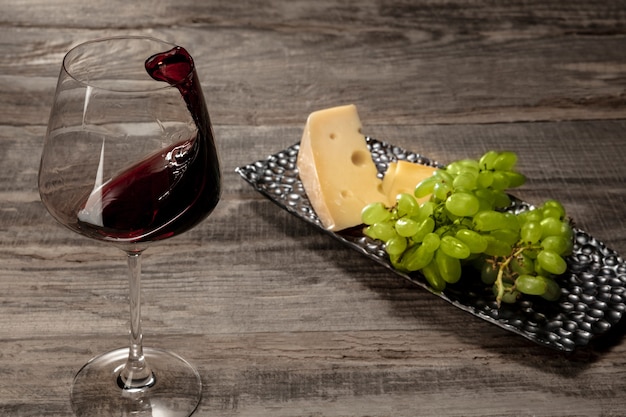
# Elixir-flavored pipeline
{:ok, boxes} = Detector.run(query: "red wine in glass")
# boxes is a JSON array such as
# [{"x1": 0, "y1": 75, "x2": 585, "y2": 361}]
[{"x1": 76, "y1": 46, "x2": 221, "y2": 244}]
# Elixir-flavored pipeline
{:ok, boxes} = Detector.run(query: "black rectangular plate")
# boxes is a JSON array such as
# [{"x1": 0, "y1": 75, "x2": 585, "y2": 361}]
[{"x1": 236, "y1": 137, "x2": 626, "y2": 352}]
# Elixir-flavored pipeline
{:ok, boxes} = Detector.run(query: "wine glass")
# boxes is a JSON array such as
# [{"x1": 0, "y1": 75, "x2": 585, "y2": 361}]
[{"x1": 38, "y1": 36, "x2": 221, "y2": 416}]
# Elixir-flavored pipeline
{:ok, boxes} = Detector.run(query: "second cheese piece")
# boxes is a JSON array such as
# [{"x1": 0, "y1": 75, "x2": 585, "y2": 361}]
[
  {"x1": 382, "y1": 160, "x2": 438, "y2": 204},
  {"x1": 297, "y1": 104, "x2": 389, "y2": 231}
]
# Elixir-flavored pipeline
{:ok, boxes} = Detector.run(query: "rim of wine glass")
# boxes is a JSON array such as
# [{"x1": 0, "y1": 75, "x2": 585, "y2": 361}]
[{"x1": 62, "y1": 35, "x2": 193, "y2": 93}]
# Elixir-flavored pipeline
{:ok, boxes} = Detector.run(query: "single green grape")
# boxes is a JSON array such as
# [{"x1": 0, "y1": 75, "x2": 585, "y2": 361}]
[
  {"x1": 395, "y1": 217, "x2": 420, "y2": 237},
  {"x1": 435, "y1": 249, "x2": 462, "y2": 284},
  {"x1": 502, "y1": 171, "x2": 526, "y2": 188},
  {"x1": 477, "y1": 171, "x2": 494, "y2": 188},
  {"x1": 490, "y1": 171, "x2": 510, "y2": 191},
  {"x1": 481, "y1": 260, "x2": 498, "y2": 284},
  {"x1": 559, "y1": 221, "x2": 574, "y2": 241},
  {"x1": 492, "y1": 191, "x2": 512, "y2": 208},
  {"x1": 414, "y1": 177, "x2": 438, "y2": 199},
  {"x1": 537, "y1": 250, "x2": 567, "y2": 275},
  {"x1": 444, "y1": 161, "x2": 463, "y2": 176},
  {"x1": 455, "y1": 229, "x2": 488, "y2": 253},
  {"x1": 540, "y1": 217, "x2": 564, "y2": 239},
  {"x1": 489, "y1": 228, "x2": 519, "y2": 246},
  {"x1": 396, "y1": 193, "x2": 420, "y2": 218},
  {"x1": 456, "y1": 158, "x2": 480, "y2": 171},
  {"x1": 440, "y1": 235, "x2": 471, "y2": 259},
  {"x1": 421, "y1": 260, "x2": 446, "y2": 292},
  {"x1": 364, "y1": 221, "x2": 397, "y2": 242},
  {"x1": 523, "y1": 209, "x2": 543, "y2": 223},
  {"x1": 521, "y1": 220, "x2": 542, "y2": 244},
  {"x1": 448, "y1": 159, "x2": 480, "y2": 175},
  {"x1": 421, "y1": 232, "x2": 441, "y2": 252},
  {"x1": 515, "y1": 274, "x2": 548, "y2": 296},
  {"x1": 473, "y1": 210, "x2": 510, "y2": 232},
  {"x1": 385, "y1": 236, "x2": 408, "y2": 256},
  {"x1": 542, "y1": 207, "x2": 563, "y2": 220},
  {"x1": 541, "y1": 235, "x2": 572, "y2": 256},
  {"x1": 534, "y1": 261, "x2": 550, "y2": 277},
  {"x1": 543, "y1": 199, "x2": 566, "y2": 219},
  {"x1": 543, "y1": 199, "x2": 565, "y2": 214},
  {"x1": 479, "y1": 150, "x2": 499, "y2": 170},
  {"x1": 411, "y1": 217, "x2": 436, "y2": 243},
  {"x1": 543, "y1": 199, "x2": 565, "y2": 210},
  {"x1": 452, "y1": 172, "x2": 478, "y2": 190},
  {"x1": 433, "y1": 181, "x2": 452, "y2": 201},
  {"x1": 503, "y1": 212, "x2": 521, "y2": 232},
  {"x1": 433, "y1": 169, "x2": 454, "y2": 183},
  {"x1": 362, "y1": 202, "x2": 391, "y2": 225},
  {"x1": 492, "y1": 151, "x2": 517, "y2": 171},
  {"x1": 445, "y1": 192, "x2": 480, "y2": 217},
  {"x1": 403, "y1": 243, "x2": 435, "y2": 272},
  {"x1": 510, "y1": 252, "x2": 535, "y2": 276}
]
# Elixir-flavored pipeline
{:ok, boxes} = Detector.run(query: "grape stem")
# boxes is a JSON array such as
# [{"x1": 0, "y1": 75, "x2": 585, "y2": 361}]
[{"x1": 494, "y1": 246, "x2": 532, "y2": 307}]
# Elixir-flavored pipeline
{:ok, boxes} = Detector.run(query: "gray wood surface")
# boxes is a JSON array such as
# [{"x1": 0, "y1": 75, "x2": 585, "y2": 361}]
[{"x1": 1, "y1": 1, "x2": 625, "y2": 416}]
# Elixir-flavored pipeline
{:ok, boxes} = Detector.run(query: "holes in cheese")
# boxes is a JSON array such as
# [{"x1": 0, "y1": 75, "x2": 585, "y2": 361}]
[
  {"x1": 351, "y1": 150, "x2": 370, "y2": 167},
  {"x1": 296, "y1": 104, "x2": 390, "y2": 231}
]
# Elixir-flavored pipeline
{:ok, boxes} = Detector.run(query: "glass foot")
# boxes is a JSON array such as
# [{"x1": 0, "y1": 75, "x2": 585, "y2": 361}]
[{"x1": 71, "y1": 347, "x2": 202, "y2": 417}]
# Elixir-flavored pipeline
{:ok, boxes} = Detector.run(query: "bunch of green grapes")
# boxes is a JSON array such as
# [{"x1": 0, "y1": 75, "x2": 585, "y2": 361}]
[{"x1": 361, "y1": 151, "x2": 574, "y2": 306}]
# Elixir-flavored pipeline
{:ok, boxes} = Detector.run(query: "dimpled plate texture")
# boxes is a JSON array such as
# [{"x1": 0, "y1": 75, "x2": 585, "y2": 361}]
[{"x1": 236, "y1": 137, "x2": 626, "y2": 352}]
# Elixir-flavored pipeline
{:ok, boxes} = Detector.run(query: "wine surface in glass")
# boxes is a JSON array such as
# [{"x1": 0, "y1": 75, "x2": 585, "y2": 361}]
[{"x1": 76, "y1": 46, "x2": 220, "y2": 244}]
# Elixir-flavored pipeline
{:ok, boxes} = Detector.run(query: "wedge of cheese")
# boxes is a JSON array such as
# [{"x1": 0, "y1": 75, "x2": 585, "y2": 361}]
[
  {"x1": 382, "y1": 160, "x2": 437, "y2": 204},
  {"x1": 297, "y1": 104, "x2": 390, "y2": 231}
]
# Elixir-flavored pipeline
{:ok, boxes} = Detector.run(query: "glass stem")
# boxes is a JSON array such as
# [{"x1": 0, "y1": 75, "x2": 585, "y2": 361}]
[{"x1": 118, "y1": 251, "x2": 155, "y2": 390}]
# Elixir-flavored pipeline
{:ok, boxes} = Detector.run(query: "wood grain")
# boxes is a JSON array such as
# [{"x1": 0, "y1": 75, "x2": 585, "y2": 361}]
[{"x1": 1, "y1": 1, "x2": 625, "y2": 416}]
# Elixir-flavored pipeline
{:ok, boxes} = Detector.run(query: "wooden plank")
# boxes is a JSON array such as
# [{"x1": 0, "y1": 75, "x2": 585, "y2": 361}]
[
  {"x1": 1, "y1": 1, "x2": 626, "y2": 127},
  {"x1": 0, "y1": 331, "x2": 624, "y2": 416}
]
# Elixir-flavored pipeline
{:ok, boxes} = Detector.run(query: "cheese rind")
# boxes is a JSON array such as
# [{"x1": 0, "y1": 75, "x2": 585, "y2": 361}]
[{"x1": 297, "y1": 104, "x2": 389, "y2": 231}]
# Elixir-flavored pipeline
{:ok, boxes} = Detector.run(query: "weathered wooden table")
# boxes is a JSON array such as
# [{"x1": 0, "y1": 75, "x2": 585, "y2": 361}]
[{"x1": 1, "y1": 1, "x2": 625, "y2": 416}]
